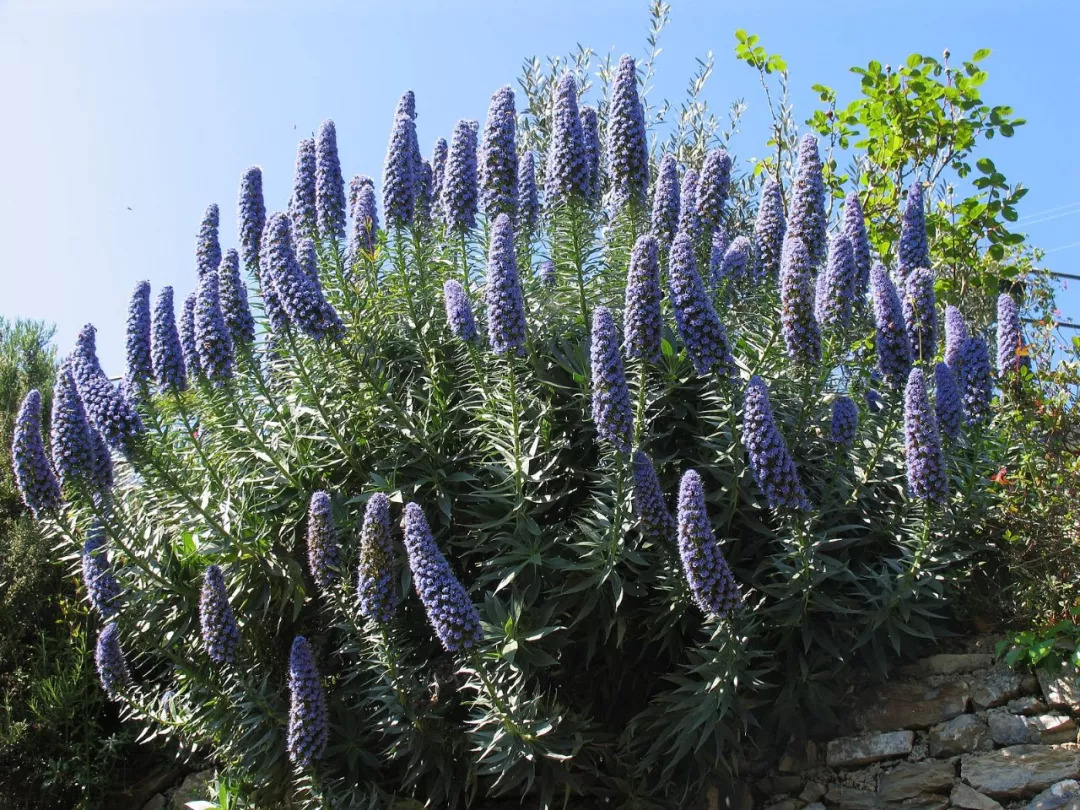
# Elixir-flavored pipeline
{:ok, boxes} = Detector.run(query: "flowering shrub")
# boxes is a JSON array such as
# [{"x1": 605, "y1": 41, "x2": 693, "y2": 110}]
[{"x1": 11, "y1": 23, "x2": 1045, "y2": 809}]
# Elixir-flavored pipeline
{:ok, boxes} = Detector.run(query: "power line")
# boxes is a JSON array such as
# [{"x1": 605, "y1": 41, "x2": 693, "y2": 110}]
[
  {"x1": 1018, "y1": 200, "x2": 1080, "y2": 223},
  {"x1": 1045, "y1": 241, "x2": 1080, "y2": 255},
  {"x1": 1021, "y1": 208, "x2": 1080, "y2": 228}
]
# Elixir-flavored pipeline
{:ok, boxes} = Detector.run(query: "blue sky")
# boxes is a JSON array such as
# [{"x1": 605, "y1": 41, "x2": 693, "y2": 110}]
[{"x1": 1, "y1": 0, "x2": 1077, "y2": 373}]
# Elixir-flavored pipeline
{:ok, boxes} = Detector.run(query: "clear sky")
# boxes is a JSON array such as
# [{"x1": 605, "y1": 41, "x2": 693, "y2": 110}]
[{"x1": 1, "y1": 0, "x2": 1077, "y2": 373}]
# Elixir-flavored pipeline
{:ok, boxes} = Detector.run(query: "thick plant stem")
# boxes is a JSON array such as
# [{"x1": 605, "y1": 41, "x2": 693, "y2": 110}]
[
  {"x1": 174, "y1": 389, "x2": 227, "y2": 493},
  {"x1": 633, "y1": 361, "x2": 649, "y2": 445},
  {"x1": 459, "y1": 231, "x2": 470, "y2": 295},
  {"x1": 507, "y1": 356, "x2": 525, "y2": 507},
  {"x1": 850, "y1": 408, "x2": 901, "y2": 504},
  {"x1": 468, "y1": 652, "x2": 529, "y2": 741}
]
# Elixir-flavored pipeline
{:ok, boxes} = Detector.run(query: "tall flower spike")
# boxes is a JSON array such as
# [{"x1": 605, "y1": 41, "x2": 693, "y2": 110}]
[
  {"x1": 152, "y1": 286, "x2": 186, "y2": 391},
  {"x1": 754, "y1": 177, "x2": 786, "y2": 280},
  {"x1": 51, "y1": 360, "x2": 94, "y2": 491},
  {"x1": 677, "y1": 168, "x2": 701, "y2": 244},
  {"x1": 959, "y1": 336, "x2": 993, "y2": 427},
  {"x1": 263, "y1": 213, "x2": 343, "y2": 340},
  {"x1": 89, "y1": 426, "x2": 114, "y2": 495},
  {"x1": 485, "y1": 213, "x2": 527, "y2": 355},
  {"x1": 287, "y1": 636, "x2": 329, "y2": 768},
  {"x1": 934, "y1": 362, "x2": 963, "y2": 442},
  {"x1": 624, "y1": 234, "x2": 663, "y2": 363},
  {"x1": 517, "y1": 151, "x2": 539, "y2": 234},
  {"x1": 415, "y1": 160, "x2": 434, "y2": 226},
  {"x1": 315, "y1": 119, "x2": 346, "y2": 239},
  {"x1": 95, "y1": 623, "x2": 131, "y2": 698},
  {"x1": 743, "y1": 375, "x2": 811, "y2": 511},
  {"x1": 196, "y1": 204, "x2": 222, "y2": 279},
  {"x1": 943, "y1": 305, "x2": 968, "y2": 375},
  {"x1": 71, "y1": 325, "x2": 142, "y2": 455},
  {"x1": 591, "y1": 306, "x2": 634, "y2": 454},
  {"x1": 997, "y1": 292, "x2": 1028, "y2": 377},
  {"x1": 696, "y1": 148, "x2": 732, "y2": 240},
  {"x1": 788, "y1": 135, "x2": 827, "y2": 265},
  {"x1": 903, "y1": 268, "x2": 937, "y2": 363},
  {"x1": 82, "y1": 524, "x2": 121, "y2": 618},
  {"x1": 830, "y1": 396, "x2": 859, "y2": 447},
  {"x1": 841, "y1": 192, "x2": 871, "y2": 299},
  {"x1": 719, "y1": 236, "x2": 752, "y2": 284},
  {"x1": 480, "y1": 86, "x2": 518, "y2": 220},
  {"x1": 442, "y1": 120, "x2": 479, "y2": 233},
  {"x1": 218, "y1": 249, "x2": 256, "y2": 346},
  {"x1": 444, "y1": 279, "x2": 479, "y2": 343},
  {"x1": 817, "y1": 234, "x2": 857, "y2": 332},
  {"x1": 290, "y1": 138, "x2": 317, "y2": 237},
  {"x1": 904, "y1": 367, "x2": 948, "y2": 503},
  {"x1": 632, "y1": 450, "x2": 675, "y2": 542},
  {"x1": 194, "y1": 271, "x2": 234, "y2": 384},
  {"x1": 579, "y1": 105, "x2": 602, "y2": 206},
  {"x1": 545, "y1": 73, "x2": 588, "y2": 203},
  {"x1": 349, "y1": 174, "x2": 375, "y2": 213},
  {"x1": 306, "y1": 491, "x2": 340, "y2": 592},
  {"x1": 898, "y1": 182, "x2": 930, "y2": 282},
  {"x1": 431, "y1": 138, "x2": 448, "y2": 216},
  {"x1": 383, "y1": 108, "x2": 417, "y2": 227},
  {"x1": 650, "y1": 154, "x2": 680, "y2": 247},
  {"x1": 779, "y1": 237, "x2": 822, "y2": 365},
  {"x1": 676, "y1": 469, "x2": 739, "y2": 617},
  {"x1": 606, "y1": 55, "x2": 649, "y2": 211},
  {"x1": 395, "y1": 90, "x2": 424, "y2": 195},
  {"x1": 180, "y1": 293, "x2": 201, "y2": 378},
  {"x1": 537, "y1": 260, "x2": 556, "y2": 287},
  {"x1": 125, "y1": 281, "x2": 153, "y2": 392},
  {"x1": 402, "y1": 502, "x2": 483, "y2": 652},
  {"x1": 296, "y1": 236, "x2": 318, "y2": 283},
  {"x1": 357, "y1": 493, "x2": 399, "y2": 624},
  {"x1": 200, "y1": 565, "x2": 240, "y2": 666},
  {"x1": 870, "y1": 263, "x2": 912, "y2": 389},
  {"x1": 238, "y1": 166, "x2": 266, "y2": 270},
  {"x1": 350, "y1": 182, "x2": 380, "y2": 258},
  {"x1": 12, "y1": 390, "x2": 61, "y2": 517},
  {"x1": 668, "y1": 232, "x2": 736, "y2": 377}
]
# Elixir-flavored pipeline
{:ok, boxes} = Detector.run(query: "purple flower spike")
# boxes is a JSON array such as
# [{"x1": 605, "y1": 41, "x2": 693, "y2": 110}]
[
  {"x1": 485, "y1": 214, "x2": 527, "y2": 355},
  {"x1": 290, "y1": 138, "x2": 317, "y2": 237},
  {"x1": 779, "y1": 237, "x2": 822, "y2": 366},
  {"x1": 218, "y1": 249, "x2": 256, "y2": 346},
  {"x1": 830, "y1": 396, "x2": 859, "y2": 447},
  {"x1": 754, "y1": 177, "x2": 787, "y2": 280},
  {"x1": 431, "y1": 139, "x2": 448, "y2": 216},
  {"x1": 677, "y1": 168, "x2": 701, "y2": 245},
  {"x1": 537, "y1": 260, "x2": 556, "y2": 287},
  {"x1": 383, "y1": 106, "x2": 417, "y2": 228},
  {"x1": 743, "y1": 375, "x2": 811, "y2": 511},
  {"x1": 480, "y1": 86, "x2": 518, "y2": 220},
  {"x1": 357, "y1": 493, "x2": 399, "y2": 624},
  {"x1": 904, "y1": 367, "x2": 948, "y2": 503},
  {"x1": 349, "y1": 174, "x2": 375, "y2": 213},
  {"x1": 676, "y1": 469, "x2": 739, "y2": 617},
  {"x1": 668, "y1": 232, "x2": 736, "y2": 378},
  {"x1": 789, "y1": 135, "x2": 827, "y2": 265},
  {"x1": 196, "y1": 204, "x2": 222, "y2": 279},
  {"x1": 696, "y1": 148, "x2": 732, "y2": 240},
  {"x1": 200, "y1": 564, "x2": 240, "y2": 666},
  {"x1": 180, "y1": 293, "x2": 201, "y2": 378},
  {"x1": 545, "y1": 73, "x2": 588, "y2": 203},
  {"x1": 816, "y1": 234, "x2": 857, "y2": 333},
  {"x1": 632, "y1": 450, "x2": 675, "y2": 542},
  {"x1": 12, "y1": 389, "x2": 61, "y2": 518},
  {"x1": 262, "y1": 213, "x2": 343, "y2": 341},
  {"x1": 51, "y1": 360, "x2": 96, "y2": 492},
  {"x1": 71, "y1": 325, "x2": 142, "y2": 455},
  {"x1": 152, "y1": 286, "x2": 186, "y2": 391},
  {"x1": 314, "y1": 120, "x2": 346, "y2": 239},
  {"x1": 402, "y1": 502, "x2": 483, "y2": 652},
  {"x1": 443, "y1": 120, "x2": 479, "y2": 233},
  {"x1": 841, "y1": 192, "x2": 871, "y2": 300},
  {"x1": 870, "y1": 263, "x2": 912, "y2": 389},
  {"x1": 296, "y1": 236, "x2": 318, "y2": 283},
  {"x1": 95, "y1": 623, "x2": 131, "y2": 698},
  {"x1": 707, "y1": 228, "x2": 730, "y2": 288},
  {"x1": 194, "y1": 271, "x2": 234, "y2": 384},
  {"x1": 902, "y1": 268, "x2": 938, "y2": 363},
  {"x1": 395, "y1": 90, "x2": 424, "y2": 195},
  {"x1": 444, "y1": 279, "x2": 479, "y2": 343},
  {"x1": 82, "y1": 523, "x2": 121, "y2": 618},
  {"x1": 606, "y1": 55, "x2": 649, "y2": 211},
  {"x1": 934, "y1": 362, "x2": 963, "y2": 442},
  {"x1": 624, "y1": 234, "x2": 663, "y2": 363},
  {"x1": 307, "y1": 491, "x2": 340, "y2": 593},
  {"x1": 898, "y1": 182, "x2": 930, "y2": 282},
  {"x1": 415, "y1": 160, "x2": 434, "y2": 226},
  {"x1": 287, "y1": 636, "x2": 329, "y2": 768},
  {"x1": 125, "y1": 281, "x2": 153, "y2": 393},
  {"x1": 579, "y1": 105, "x2": 602, "y2": 206},
  {"x1": 517, "y1": 151, "x2": 539, "y2": 234},
  {"x1": 997, "y1": 293, "x2": 1028, "y2": 377},
  {"x1": 944, "y1": 305, "x2": 968, "y2": 376},
  {"x1": 959, "y1": 336, "x2": 993, "y2": 427},
  {"x1": 651, "y1": 154, "x2": 680, "y2": 247},
  {"x1": 720, "y1": 236, "x2": 752, "y2": 284},
  {"x1": 591, "y1": 306, "x2": 634, "y2": 454},
  {"x1": 350, "y1": 182, "x2": 380, "y2": 259},
  {"x1": 238, "y1": 166, "x2": 266, "y2": 270}
]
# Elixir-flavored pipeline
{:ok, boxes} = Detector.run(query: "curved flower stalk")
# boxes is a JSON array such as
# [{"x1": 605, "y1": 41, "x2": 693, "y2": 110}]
[
  {"x1": 485, "y1": 214, "x2": 527, "y2": 355},
  {"x1": 624, "y1": 234, "x2": 663, "y2": 363},
  {"x1": 632, "y1": 450, "x2": 675, "y2": 542},
  {"x1": 238, "y1": 166, "x2": 266, "y2": 270},
  {"x1": 287, "y1": 636, "x2": 329, "y2": 768},
  {"x1": 830, "y1": 396, "x2": 859, "y2": 448},
  {"x1": 789, "y1": 135, "x2": 826, "y2": 265},
  {"x1": 151, "y1": 286, "x2": 186, "y2": 391},
  {"x1": 125, "y1": 281, "x2": 153, "y2": 392},
  {"x1": 943, "y1": 305, "x2": 968, "y2": 375},
  {"x1": 695, "y1": 148, "x2": 732, "y2": 241},
  {"x1": 443, "y1": 120, "x2": 479, "y2": 233},
  {"x1": 997, "y1": 293, "x2": 1027, "y2": 378},
  {"x1": 676, "y1": 470, "x2": 739, "y2": 617},
  {"x1": 96, "y1": 623, "x2": 131, "y2": 698},
  {"x1": 902, "y1": 268, "x2": 938, "y2": 363},
  {"x1": 350, "y1": 182, "x2": 380, "y2": 260},
  {"x1": 196, "y1": 204, "x2": 222, "y2": 279},
  {"x1": 870, "y1": 263, "x2": 912, "y2": 390},
  {"x1": 357, "y1": 493, "x2": 399, "y2": 624},
  {"x1": 289, "y1": 138, "x2": 317, "y2": 237},
  {"x1": 668, "y1": 232, "x2": 736, "y2": 378},
  {"x1": 200, "y1": 565, "x2": 240, "y2": 666},
  {"x1": 606, "y1": 55, "x2": 649, "y2": 212},
  {"x1": 959, "y1": 336, "x2": 993, "y2": 427},
  {"x1": 719, "y1": 236, "x2": 752, "y2": 284},
  {"x1": 194, "y1": 271, "x2": 234, "y2": 384},
  {"x1": 218, "y1": 250, "x2": 256, "y2": 346},
  {"x1": 650, "y1": 154, "x2": 680, "y2": 247},
  {"x1": 82, "y1": 524, "x2": 121, "y2": 618},
  {"x1": 545, "y1": 73, "x2": 588, "y2": 203},
  {"x1": 71, "y1": 325, "x2": 142, "y2": 455},
  {"x1": 383, "y1": 107, "x2": 417, "y2": 228},
  {"x1": 262, "y1": 213, "x2": 343, "y2": 341},
  {"x1": 307, "y1": 491, "x2": 340, "y2": 592},
  {"x1": 898, "y1": 182, "x2": 930, "y2": 282},
  {"x1": 444, "y1": 279, "x2": 479, "y2": 343},
  {"x1": 579, "y1": 105, "x2": 602, "y2": 206},
  {"x1": 677, "y1": 168, "x2": 701, "y2": 245},
  {"x1": 180, "y1": 293, "x2": 201, "y2": 378},
  {"x1": 841, "y1": 192, "x2": 871, "y2": 300},
  {"x1": 779, "y1": 237, "x2": 822, "y2": 366},
  {"x1": 816, "y1": 235, "x2": 857, "y2": 333},
  {"x1": 431, "y1": 138, "x2": 448, "y2": 217},
  {"x1": 51, "y1": 360, "x2": 94, "y2": 491},
  {"x1": 934, "y1": 362, "x2": 963, "y2": 442},
  {"x1": 12, "y1": 389, "x2": 61, "y2": 518},
  {"x1": 402, "y1": 502, "x2": 483, "y2": 652},
  {"x1": 591, "y1": 306, "x2": 634, "y2": 454},
  {"x1": 517, "y1": 151, "x2": 539, "y2": 235},
  {"x1": 742, "y1": 375, "x2": 811, "y2": 511},
  {"x1": 315, "y1": 119, "x2": 346, "y2": 239},
  {"x1": 754, "y1": 177, "x2": 786, "y2": 280},
  {"x1": 903, "y1": 367, "x2": 948, "y2": 503}
]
